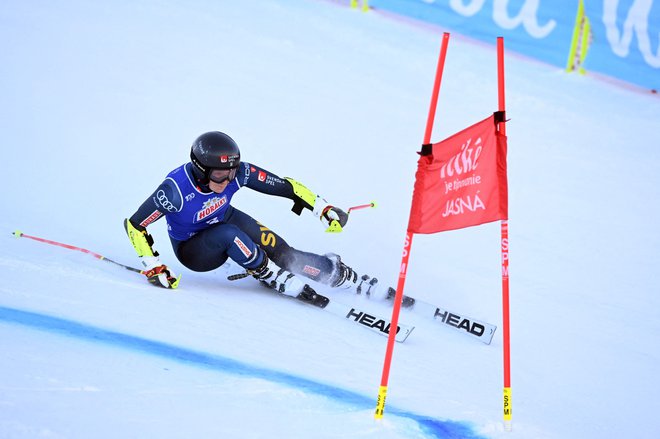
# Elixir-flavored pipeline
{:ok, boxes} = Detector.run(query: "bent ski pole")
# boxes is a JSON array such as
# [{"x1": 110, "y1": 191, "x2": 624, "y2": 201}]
[
  {"x1": 348, "y1": 201, "x2": 377, "y2": 214},
  {"x1": 326, "y1": 201, "x2": 378, "y2": 233},
  {"x1": 12, "y1": 230, "x2": 144, "y2": 274}
]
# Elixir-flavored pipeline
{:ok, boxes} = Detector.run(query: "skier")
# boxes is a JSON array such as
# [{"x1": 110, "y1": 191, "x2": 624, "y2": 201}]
[{"x1": 124, "y1": 131, "x2": 381, "y2": 302}]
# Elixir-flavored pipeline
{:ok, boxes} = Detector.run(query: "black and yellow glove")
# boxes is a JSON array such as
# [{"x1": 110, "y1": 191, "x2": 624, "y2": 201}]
[
  {"x1": 285, "y1": 178, "x2": 349, "y2": 233},
  {"x1": 124, "y1": 219, "x2": 180, "y2": 289},
  {"x1": 313, "y1": 199, "x2": 349, "y2": 232},
  {"x1": 140, "y1": 256, "x2": 180, "y2": 288}
]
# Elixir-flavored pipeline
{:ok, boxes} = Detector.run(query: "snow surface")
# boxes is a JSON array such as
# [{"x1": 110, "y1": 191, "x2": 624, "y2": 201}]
[{"x1": 1, "y1": 1, "x2": 659, "y2": 438}]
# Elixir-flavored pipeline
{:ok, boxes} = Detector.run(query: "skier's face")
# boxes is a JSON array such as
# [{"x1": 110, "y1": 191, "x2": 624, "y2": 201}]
[
  {"x1": 207, "y1": 167, "x2": 236, "y2": 193},
  {"x1": 209, "y1": 168, "x2": 237, "y2": 184},
  {"x1": 209, "y1": 178, "x2": 230, "y2": 193}
]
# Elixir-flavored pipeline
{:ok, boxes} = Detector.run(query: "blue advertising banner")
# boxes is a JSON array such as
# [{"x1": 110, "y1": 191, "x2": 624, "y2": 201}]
[
  {"x1": 369, "y1": 0, "x2": 659, "y2": 91},
  {"x1": 369, "y1": 0, "x2": 580, "y2": 67},
  {"x1": 583, "y1": 1, "x2": 659, "y2": 91}
]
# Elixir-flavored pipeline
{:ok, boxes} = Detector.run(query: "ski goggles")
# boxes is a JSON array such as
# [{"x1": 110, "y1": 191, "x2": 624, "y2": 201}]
[{"x1": 208, "y1": 167, "x2": 238, "y2": 184}]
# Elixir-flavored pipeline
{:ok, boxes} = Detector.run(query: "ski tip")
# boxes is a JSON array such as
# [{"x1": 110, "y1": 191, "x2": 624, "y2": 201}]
[
  {"x1": 395, "y1": 326, "x2": 415, "y2": 343},
  {"x1": 12, "y1": 230, "x2": 23, "y2": 238},
  {"x1": 480, "y1": 326, "x2": 497, "y2": 345}
]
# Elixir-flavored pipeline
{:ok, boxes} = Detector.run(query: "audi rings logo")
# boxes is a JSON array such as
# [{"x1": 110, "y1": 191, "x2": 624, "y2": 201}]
[{"x1": 155, "y1": 190, "x2": 177, "y2": 212}]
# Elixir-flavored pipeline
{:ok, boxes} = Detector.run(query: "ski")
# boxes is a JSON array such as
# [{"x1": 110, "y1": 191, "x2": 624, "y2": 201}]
[
  {"x1": 384, "y1": 288, "x2": 496, "y2": 344},
  {"x1": 293, "y1": 286, "x2": 414, "y2": 342}
]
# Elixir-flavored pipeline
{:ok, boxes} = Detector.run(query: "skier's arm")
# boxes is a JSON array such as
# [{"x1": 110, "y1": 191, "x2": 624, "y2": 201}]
[
  {"x1": 240, "y1": 163, "x2": 348, "y2": 231},
  {"x1": 284, "y1": 177, "x2": 349, "y2": 232},
  {"x1": 124, "y1": 179, "x2": 181, "y2": 289}
]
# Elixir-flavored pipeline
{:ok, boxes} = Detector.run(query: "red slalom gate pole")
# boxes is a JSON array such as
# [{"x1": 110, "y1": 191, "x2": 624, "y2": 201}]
[
  {"x1": 497, "y1": 36, "x2": 512, "y2": 432},
  {"x1": 13, "y1": 230, "x2": 144, "y2": 274},
  {"x1": 374, "y1": 32, "x2": 450, "y2": 420}
]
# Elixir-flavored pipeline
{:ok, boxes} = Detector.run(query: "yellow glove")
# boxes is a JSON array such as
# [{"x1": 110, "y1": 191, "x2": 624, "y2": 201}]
[
  {"x1": 124, "y1": 218, "x2": 180, "y2": 289},
  {"x1": 313, "y1": 197, "x2": 349, "y2": 233},
  {"x1": 140, "y1": 255, "x2": 180, "y2": 289},
  {"x1": 285, "y1": 178, "x2": 348, "y2": 233}
]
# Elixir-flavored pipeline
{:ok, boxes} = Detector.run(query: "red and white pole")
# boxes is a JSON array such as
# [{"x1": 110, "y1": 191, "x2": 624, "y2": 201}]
[
  {"x1": 13, "y1": 230, "x2": 144, "y2": 274},
  {"x1": 497, "y1": 36, "x2": 512, "y2": 432},
  {"x1": 374, "y1": 32, "x2": 450, "y2": 419}
]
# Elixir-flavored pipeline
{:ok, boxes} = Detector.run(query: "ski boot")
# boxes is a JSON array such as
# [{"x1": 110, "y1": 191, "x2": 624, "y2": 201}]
[
  {"x1": 248, "y1": 254, "x2": 305, "y2": 297},
  {"x1": 247, "y1": 255, "x2": 329, "y2": 307},
  {"x1": 327, "y1": 253, "x2": 385, "y2": 300}
]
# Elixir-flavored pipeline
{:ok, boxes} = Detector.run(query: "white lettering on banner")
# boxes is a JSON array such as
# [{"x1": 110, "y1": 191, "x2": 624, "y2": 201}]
[
  {"x1": 604, "y1": 0, "x2": 660, "y2": 67},
  {"x1": 444, "y1": 174, "x2": 482, "y2": 194},
  {"x1": 449, "y1": 0, "x2": 485, "y2": 16},
  {"x1": 440, "y1": 137, "x2": 482, "y2": 179},
  {"x1": 448, "y1": 0, "x2": 555, "y2": 38},
  {"x1": 442, "y1": 192, "x2": 486, "y2": 218},
  {"x1": 493, "y1": 0, "x2": 556, "y2": 37}
]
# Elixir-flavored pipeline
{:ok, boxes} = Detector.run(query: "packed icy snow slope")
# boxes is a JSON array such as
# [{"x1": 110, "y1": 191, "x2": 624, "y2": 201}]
[{"x1": 1, "y1": 1, "x2": 659, "y2": 438}]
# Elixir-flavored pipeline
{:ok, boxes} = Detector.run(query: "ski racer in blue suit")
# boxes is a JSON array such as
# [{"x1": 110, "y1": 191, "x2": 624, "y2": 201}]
[{"x1": 124, "y1": 131, "x2": 380, "y2": 301}]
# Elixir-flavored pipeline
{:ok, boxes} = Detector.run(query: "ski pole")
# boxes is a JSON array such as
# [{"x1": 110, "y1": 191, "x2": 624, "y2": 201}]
[
  {"x1": 326, "y1": 201, "x2": 378, "y2": 233},
  {"x1": 12, "y1": 230, "x2": 144, "y2": 274},
  {"x1": 348, "y1": 201, "x2": 377, "y2": 214}
]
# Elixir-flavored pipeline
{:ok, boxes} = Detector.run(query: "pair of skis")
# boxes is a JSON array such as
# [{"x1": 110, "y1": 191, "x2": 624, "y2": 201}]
[{"x1": 290, "y1": 285, "x2": 496, "y2": 345}]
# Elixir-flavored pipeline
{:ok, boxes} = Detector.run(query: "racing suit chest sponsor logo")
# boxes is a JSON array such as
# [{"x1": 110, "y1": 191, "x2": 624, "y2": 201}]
[{"x1": 195, "y1": 196, "x2": 227, "y2": 222}]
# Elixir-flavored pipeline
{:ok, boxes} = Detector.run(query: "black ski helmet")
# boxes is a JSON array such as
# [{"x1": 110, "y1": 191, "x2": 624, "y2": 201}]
[{"x1": 190, "y1": 131, "x2": 241, "y2": 183}]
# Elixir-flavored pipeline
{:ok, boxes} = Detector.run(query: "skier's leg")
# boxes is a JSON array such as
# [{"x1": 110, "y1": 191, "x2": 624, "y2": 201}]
[
  {"x1": 224, "y1": 207, "x2": 335, "y2": 283},
  {"x1": 172, "y1": 222, "x2": 259, "y2": 272},
  {"x1": 224, "y1": 208, "x2": 384, "y2": 298},
  {"x1": 172, "y1": 220, "x2": 304, "y2": 297}
]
